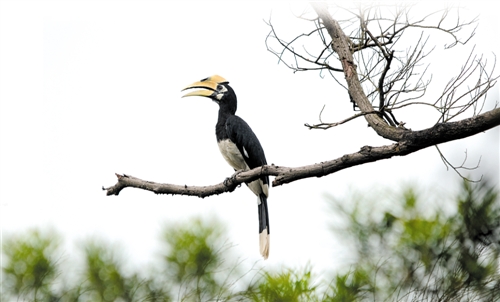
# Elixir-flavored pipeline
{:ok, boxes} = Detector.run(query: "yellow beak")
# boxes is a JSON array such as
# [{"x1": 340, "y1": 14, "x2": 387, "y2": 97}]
[{"x1": 181, "y1": 75, "x2": 228, "y2": 98}]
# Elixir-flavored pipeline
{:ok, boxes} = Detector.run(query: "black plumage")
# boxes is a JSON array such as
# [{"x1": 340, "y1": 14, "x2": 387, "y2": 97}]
[{"x1": 182, "y1": 75, "x2": 270, "y2": 259}]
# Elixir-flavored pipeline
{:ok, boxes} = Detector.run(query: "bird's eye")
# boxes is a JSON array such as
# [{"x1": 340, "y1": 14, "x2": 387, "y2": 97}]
[{"x1": 217, "y1": 85, "x2": 224, "y2": 90}]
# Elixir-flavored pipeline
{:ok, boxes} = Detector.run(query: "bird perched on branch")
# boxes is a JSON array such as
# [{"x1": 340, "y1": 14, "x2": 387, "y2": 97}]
[{"x1": 182, "y1": 75, "x2": 270, "y2": 259}]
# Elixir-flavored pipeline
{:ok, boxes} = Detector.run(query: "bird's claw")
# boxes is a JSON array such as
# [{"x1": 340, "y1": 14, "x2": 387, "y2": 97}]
[{"x1": 223, "y1": 169, "x2": 244, "y2": 187}]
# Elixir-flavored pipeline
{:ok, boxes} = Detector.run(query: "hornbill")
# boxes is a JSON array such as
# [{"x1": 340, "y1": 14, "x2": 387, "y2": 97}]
[{"x1": 182, "y1": 75, "x2": 270, "y2": 259}]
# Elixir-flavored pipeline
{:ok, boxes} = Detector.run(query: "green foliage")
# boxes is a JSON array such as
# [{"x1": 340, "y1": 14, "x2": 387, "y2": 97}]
[
  {"x1": 330, "y1": 180, "x2": 500, "y2": 301},
  {"x1": 2, "y1": 179, "x2": 499, "y2": 301},
  {"x1": 247, "y1": 266, "x2": 318, "y2": 302},
  {"x1": 326, "y1": 268, "x2": 373, "y2": 302},
  {"x1": 2, "y1": 229, "x2": 60, "y2": 301},
  {"x1": 84, "y1": 241, "x2": 129, "y2": 301},
  {"x1": 162, "y1": 217, "x2": 239, "y2": 301},
  {"x1": 78, "y1": 240, "x2": 171, "y2": 302},
  {"x1": 1, "y1": 231, "x2": 171, "y2": 302}
]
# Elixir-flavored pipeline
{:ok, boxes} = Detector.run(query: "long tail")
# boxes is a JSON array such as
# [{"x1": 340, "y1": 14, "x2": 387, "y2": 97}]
[{"x1": 258, "y1": 193, "x2": 270, "y2": 259}]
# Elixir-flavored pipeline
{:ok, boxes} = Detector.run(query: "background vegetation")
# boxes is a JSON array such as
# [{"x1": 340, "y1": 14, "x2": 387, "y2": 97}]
[{"x1": 2, "y1": 179, "x2": 499, "y2": 301}]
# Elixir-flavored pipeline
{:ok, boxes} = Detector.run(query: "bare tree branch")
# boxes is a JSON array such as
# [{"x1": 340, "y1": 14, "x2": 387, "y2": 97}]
[
  {"x1": 311, "y1": 2, "x2": 407, "y2": 141},
  {"x1": 265, "y1": 19, "x2": 343, "y2": 73},
  {"x1": 104, "y1": 108, "x2": 500, "y2": 196},
  {"x1": 435, "y1": 146, "x2": 483, "y2": 183},
  {"x1": 268, "y1": 3, "x2": 489, "y2": 134},
  {"x1": 105, "y1": 3, "x2": 499, "y2": 196},
  {"x1": 436, "y1": 51, "x2": 498, "y2": 124},
  {"x1": 305, "y1": 110, "x2": 380, "y2": 130}
]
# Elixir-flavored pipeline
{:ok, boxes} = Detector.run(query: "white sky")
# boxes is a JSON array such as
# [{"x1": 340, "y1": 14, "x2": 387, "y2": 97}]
[{"x1": 1, "y1": 1, "x2": 499, "y2": 276}]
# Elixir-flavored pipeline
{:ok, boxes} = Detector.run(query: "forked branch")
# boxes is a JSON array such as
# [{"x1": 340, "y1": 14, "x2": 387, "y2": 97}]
[
  {"x1": 105, "y1": 108, "x2": 500, "y2": 196},
  {"x1": 105, "y1": 3, "x2": 499, "y2": 197}
]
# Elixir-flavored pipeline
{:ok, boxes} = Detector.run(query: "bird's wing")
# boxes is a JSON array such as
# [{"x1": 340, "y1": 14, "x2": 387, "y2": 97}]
[
  {"x1": 225, "y1": 115, "x2": 269, "y2": 186},
  {"x1": 226, "y1": 115, "x2": 271, "y2": 259}
]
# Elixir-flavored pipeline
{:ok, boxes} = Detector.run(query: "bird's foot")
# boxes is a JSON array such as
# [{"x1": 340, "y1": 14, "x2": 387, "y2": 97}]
[{"x1": 223, "y1": 169, "x2": 244, "y2": 188}]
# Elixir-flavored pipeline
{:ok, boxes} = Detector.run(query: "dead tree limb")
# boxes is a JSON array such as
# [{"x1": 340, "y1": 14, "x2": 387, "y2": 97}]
[
  {"x1": 104, "y1": 107, "x2": 500, "y2": 197},
  {"x1": 105, "y1": 3, "x2": 498, "y2": 196}
]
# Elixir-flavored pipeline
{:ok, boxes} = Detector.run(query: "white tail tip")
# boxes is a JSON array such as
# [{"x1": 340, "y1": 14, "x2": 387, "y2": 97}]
[{"x1": 259, "y1": 228, "x2": 270, "y2": 259}]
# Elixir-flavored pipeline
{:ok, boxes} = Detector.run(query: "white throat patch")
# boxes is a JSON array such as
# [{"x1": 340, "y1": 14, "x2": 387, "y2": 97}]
[{"x1": 215, "y1": 85, "x2": 228, "y2": 100}]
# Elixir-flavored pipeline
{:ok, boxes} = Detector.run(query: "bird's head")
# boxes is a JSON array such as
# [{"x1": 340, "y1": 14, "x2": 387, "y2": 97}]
[{"x1": 182, "y1": 75, "x2": 237, "y2": 114}]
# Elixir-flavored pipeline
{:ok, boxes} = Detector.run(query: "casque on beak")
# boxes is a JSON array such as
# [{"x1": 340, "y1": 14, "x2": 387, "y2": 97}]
[{"x1": 181, "y1": 75, "x2": 228, "y2": 98}]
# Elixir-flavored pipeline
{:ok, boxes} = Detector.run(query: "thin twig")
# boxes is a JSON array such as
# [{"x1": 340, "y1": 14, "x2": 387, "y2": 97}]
[
  {"x1": 435, "y1": 145, "x2": 483, "y2": 182},
  {"x1": 305, "y1": 111, "x2": 382, "y2": 130}
]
